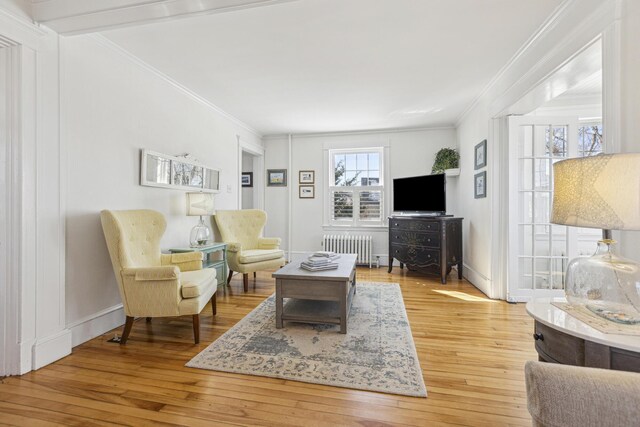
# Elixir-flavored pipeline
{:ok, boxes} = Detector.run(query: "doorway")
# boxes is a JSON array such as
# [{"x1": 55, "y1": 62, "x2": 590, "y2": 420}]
[
  {"x1": 504, "y1": 39, "x2": 603, "y2": 301},
  {"x1": 237, "y1": 136, "x2": 264, "y2": 210},
  {"x1": 242, "y1": 151, "x2": 257, "y2": 209}
]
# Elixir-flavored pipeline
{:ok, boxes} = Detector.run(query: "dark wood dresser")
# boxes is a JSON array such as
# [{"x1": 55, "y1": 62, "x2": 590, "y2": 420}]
[{"x1": 387, "y1": 216, "x2": 463, "y2": 284}]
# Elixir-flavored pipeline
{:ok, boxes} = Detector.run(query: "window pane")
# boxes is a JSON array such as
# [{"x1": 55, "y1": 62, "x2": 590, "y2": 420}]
[
  {"x1": 578, "y1": 124, "x2": 603, "y2": 157},
  {"x1": 534, "y1": 159, "x2": 551, "y2": 191},
  {"x1": 346, "y1": 154, "x2": 357, "y2": 170},
  {"x1": 534, "y1": 192, "x2": 550, "y2": 224},
  {"x1": 357, "y1": 153, "x2": 368, "y2": 170},
  {"x1": 332, "y1": 191, "x2": 353, "y2": 220},
  {"x1": 519, "y1": 192, "x2": 533, "y2": 223},
  {"x1": 345, "y1": 171, "x2": 359, "y2": 186},
  {"x1": 519, "y1": 257, "x2": 533, "y2": 289},
  {"x1": 535, "y1": 258, "x2": 551, "y2": 290},
  {"x1": 369, "y1": 152, "x2": 380, "y2": 170},
  {"x1": 334, "y1": 157, "x2": 346, "y2": 185},
  {"x1": 359, "y1": 190, "x2": 382, "y2": 221}
]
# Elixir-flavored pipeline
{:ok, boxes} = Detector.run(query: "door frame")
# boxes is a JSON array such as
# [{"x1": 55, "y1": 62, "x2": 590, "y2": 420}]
[{"x1": 237, "y1": 135, "x2": 264, "y2": 210}]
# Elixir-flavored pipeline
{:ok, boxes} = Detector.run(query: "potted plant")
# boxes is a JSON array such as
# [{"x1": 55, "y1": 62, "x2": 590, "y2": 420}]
[{"x1": 432, "y1": 148, "x2": 460, "y2": 175}]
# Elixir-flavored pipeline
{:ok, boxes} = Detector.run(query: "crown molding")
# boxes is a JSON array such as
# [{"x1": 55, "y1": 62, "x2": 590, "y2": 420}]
[
  {"x1": 32, "y1": 0, "x2": 299, "y2": 35},
  {"x1": 0, "y1": 5, "x2": 47, "y2": 49},
  {"x1": 262, "y1": 124, "x2": 456, "y2": 140},
  {"x1": 455, "y1": 0, "x2": 618, "y2": 127},
  {"x1": 89, "y1": 34, "x2": 262, "y2": 138}
]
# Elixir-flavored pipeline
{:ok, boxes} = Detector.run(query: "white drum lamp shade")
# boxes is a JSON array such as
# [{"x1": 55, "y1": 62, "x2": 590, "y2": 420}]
[
  {"x1": 551, "y1": 153, "x2": 640, "y2": 324},
  {"x1": 552, "y1": 153, "x2": 640, "y2": 230},
  {"x1": 186, "y1": 192, "x2": 215, "y2": 247},
  {"x1": 187, "y1": 192, "x2": 215, "y2": 216}
]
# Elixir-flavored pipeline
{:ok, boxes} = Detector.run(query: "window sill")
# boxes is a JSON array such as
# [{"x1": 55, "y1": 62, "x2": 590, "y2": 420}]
[{"x1": 322, "y1": 224, "x2": 388, "y2": 231}]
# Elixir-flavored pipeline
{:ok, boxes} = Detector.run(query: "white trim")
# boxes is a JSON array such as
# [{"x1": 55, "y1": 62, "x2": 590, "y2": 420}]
[
  {"x1": 287, "y1": 134, "x2": 293, "y2": 260},
  {"x1": 88, "y1": 34, "x2": 262, "y2": 139},
  {"x1": 237, "y1": 135, "x2": 265, "y2": 210},
  {"x1": 602, "y1": 19, "x2": 622, "y2": 153},
  {"x1": 32, "y1": 329, "x2": 72, "y2": 370},
  {"x1": 33, "y1": 0, "x2": 300, "y2": 35},
  {"x1": 262, "y1": 125, "x2": 455, "y2": 140},
  {"x1": 489, "y1": 117, "x2": 510, "y2": 300},
  {"x1": 461, "y1": 262, "x2": 492, "y2": 299},
  {"x1": 68, "y1": 304, "x2": 125, "y2": 347},
  {"x1": 456, "y1": 0, "x2": 618, "y2": 126},
  {"x1": 0, "y1": 7, "x2": 47, "y2": 50}
]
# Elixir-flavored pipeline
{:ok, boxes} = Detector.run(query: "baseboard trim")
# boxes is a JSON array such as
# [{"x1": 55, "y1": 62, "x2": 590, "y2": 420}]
[
  {"x1": 32, "y1": 329, "x2": 72, "y2": 370},
  {"x1": 462, "y1": 263, "x2": 494, "y2": 299},
  {"x1": 68, "y1": 304, "x2": 125, "y2": 347}
]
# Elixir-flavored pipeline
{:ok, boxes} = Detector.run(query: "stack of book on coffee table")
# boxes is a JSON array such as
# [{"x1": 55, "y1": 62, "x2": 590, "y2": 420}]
[{"x1": 300, "y1": 251, "x2": 341, "y2": 272}]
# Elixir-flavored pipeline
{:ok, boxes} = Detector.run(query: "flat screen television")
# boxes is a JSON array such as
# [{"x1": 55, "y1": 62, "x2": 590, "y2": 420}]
[{"x1": 393, "y1": 174, "x2": 446, "y2": 215}]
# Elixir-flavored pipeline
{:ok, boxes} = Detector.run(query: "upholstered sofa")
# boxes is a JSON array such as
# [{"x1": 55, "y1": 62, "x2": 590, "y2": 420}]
[{"x1": 525, "y1": 361, "x2": 640, "y2": 427}]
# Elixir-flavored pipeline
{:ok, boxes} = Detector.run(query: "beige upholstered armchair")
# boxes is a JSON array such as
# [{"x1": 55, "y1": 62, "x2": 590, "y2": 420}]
[
  {"x1": 525, "y1": 361, "x2": 640, "y2": 427},
  {"x1": 214, "y1": 209, "x2": 285, "y2": 292},
  {"x1": 100, "y1": 209, "x2": 217, "y2": 344}
]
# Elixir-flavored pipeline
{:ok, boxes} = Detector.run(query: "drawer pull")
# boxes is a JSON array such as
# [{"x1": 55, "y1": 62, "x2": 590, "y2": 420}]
[{"x1": 533, "y1": 333, "x2": 544, "y2": 341}]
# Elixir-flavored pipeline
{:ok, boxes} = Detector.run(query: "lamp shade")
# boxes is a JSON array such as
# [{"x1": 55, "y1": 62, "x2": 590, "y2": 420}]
[
  {"x1": 551, "y1": 153, "x2": 640, "y2": 230},
  {"x1": 186, "y1": 192, "x2": 215, "y2": 216}
]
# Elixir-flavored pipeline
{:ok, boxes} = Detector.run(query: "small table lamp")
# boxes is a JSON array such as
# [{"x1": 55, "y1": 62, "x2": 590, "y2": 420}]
[
  {"x1": 551, "y1": 153, "x2": 640, "y2": 324},
  {"x1": 186, "y1": 192, "x2": 215, "y2": 247}
]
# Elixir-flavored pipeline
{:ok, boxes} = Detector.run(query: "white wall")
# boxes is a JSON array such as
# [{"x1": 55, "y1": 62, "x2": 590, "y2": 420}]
[
  {"x1": 618, "y1": 0, "x2": 640, "y2": 261},
  {"x1": 264, "y1": 128, "x2": 457, "y2": 263},
  {"x1": 241, "y1": 151, "x2": 254, "y2": 209},
  {"x1": 455, "y1": 0, "x2": 636, "y2": 299},
  {"x1": 62, "y1": 35, "x2": 262, "y2": 346}
]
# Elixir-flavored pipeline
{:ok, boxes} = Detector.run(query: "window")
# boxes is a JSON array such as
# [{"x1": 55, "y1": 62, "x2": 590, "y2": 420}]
[{"x1": 328, "y1": 148, "x2": 384, "y2": 226}]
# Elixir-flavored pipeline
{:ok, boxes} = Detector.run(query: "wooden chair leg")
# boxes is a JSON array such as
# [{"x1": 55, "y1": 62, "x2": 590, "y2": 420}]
[
  {"x1": 227, "y1": 270, "x2": 234, "y2": 285},
  {"x1": 211, "y1": 292, "x2": 217, "y2": 317},
  {"x1": 120, "y1": 316, "x2": 134, "y2": 345},
  {"x1": 253, "y1": 272, "x2": 257, "y2": 278},
  {"x1": 243, "y1": 273, "x2": 249, "y2": 292},
  {"x1": 192, "y1": 314, "x2": 200, "y2": 344}
]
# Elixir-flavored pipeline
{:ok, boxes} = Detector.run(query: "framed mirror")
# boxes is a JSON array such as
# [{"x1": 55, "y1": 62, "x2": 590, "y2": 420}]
[{"x1": 141, "y1": 149, "x2": 220, "y2": 193}]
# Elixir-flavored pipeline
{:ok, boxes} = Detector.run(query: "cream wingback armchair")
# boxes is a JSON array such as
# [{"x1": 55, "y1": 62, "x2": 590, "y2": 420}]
[
  {"x1": 214, "y1": 209, "x2": 285, "y2": 292},
  {"x1": 100, "y1": 209, "x2": 217, "y2": 344}
]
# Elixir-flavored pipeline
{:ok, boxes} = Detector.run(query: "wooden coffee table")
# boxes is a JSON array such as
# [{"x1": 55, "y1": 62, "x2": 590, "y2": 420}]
[{"x1": 272, "y1": 254, "x2": 357, "y2": 334}]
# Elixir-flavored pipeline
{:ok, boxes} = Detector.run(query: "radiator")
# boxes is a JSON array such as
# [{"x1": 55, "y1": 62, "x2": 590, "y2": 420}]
[{"x1": 322, "y1": 234, "x2": 373, "y2": 268}]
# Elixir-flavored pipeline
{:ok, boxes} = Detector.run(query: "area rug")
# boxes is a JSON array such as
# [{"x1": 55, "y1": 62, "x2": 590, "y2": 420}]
[{"x1": 186, "y1": 282, "x2": 427, "y2": 397}]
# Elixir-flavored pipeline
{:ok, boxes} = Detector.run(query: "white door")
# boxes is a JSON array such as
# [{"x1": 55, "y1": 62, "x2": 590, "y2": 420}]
[{"x1": 507, "y1": 116, "x2": 603, "y2": 302}]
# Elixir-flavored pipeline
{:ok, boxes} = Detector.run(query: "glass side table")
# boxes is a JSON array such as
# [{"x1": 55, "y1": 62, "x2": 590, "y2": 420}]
[{"x1": 168, "y1": 242, "x2": 228, "y2": 290}]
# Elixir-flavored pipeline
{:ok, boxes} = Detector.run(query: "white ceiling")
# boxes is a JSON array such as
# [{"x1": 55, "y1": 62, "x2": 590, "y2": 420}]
[{"x1": 100, "y1": 0, "x2": 564, "y2": 135}]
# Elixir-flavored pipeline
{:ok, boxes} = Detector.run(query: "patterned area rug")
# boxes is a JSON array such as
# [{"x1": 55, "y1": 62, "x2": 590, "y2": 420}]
[{"x1": 186, "y1": 282, "x2": 427, "y2": 397}]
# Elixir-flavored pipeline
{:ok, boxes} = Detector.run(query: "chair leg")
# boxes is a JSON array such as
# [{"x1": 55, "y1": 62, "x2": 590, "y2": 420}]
[
  {"x1": 253, "y1": 271, "x2": 256, "y2": 279},
  {"x1": 227, "y1": 270, "x2": 234, "y2": 285},
  {"x1": 192, "y1": 314, "x2": 200, "y2": 344},
  {"x1": 120, "y1": 316, "x2": 134, "y2": 345},
  {"x1": 211, "y1": 292, "x2": 217, "y2": 316},
  {"x1": 243, "y1": 273, "x2": 249, "y2": 292}
]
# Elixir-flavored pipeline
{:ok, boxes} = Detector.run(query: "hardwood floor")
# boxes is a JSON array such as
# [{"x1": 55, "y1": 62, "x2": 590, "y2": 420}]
[{"x1": 0, "y1": 268, "x2": 537, "y2": 426}]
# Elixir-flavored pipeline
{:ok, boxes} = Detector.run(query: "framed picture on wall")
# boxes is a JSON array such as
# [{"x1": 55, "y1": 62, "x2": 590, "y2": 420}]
[
  {"x1": 299, "y1": 185, "x2": 315, "y2": 198},
  {"x1": 475, "y1": 139, "x2": 487, "y2": 170},
  {"x1": 474, "y1": 171, "x2": 487, "y2": 198},
  {"x1": 267, "y1": 169, "x2": 287, "y2": 187},
  {"x1": 299, "y1": 170, "x2": 315, "y2": 184},
  {"x1": 241, "y1": 172, "x2": 253, "y2": 187}
]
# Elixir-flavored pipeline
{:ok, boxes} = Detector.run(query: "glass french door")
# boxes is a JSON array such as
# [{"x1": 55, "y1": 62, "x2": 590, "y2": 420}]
[{"x1": 507, "y1": 116, "x2": 602, "y2": 301}]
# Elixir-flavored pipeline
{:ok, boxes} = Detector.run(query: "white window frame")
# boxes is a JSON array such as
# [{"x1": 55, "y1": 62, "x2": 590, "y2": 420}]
[{"x1": 327, "y1": 147, "x2": 385, "y2": 227}]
